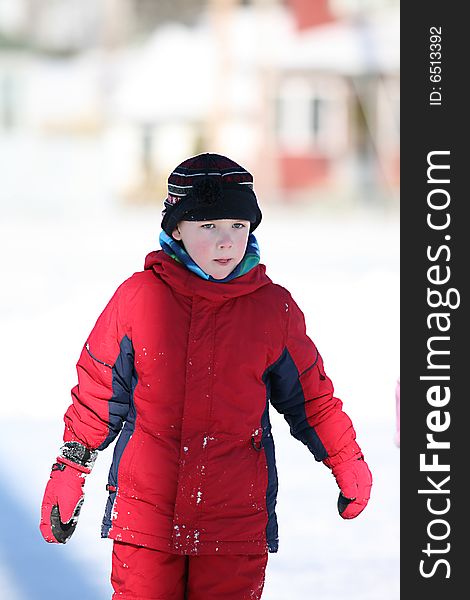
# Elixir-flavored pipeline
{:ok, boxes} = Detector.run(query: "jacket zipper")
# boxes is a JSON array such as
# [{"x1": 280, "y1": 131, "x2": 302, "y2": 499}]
[
  {"x1": 299, "y1": 348, "x2": 320, "y2": 377},
  {"x1": 85, "y1": 343, "x2": 113, "y2": 368}
]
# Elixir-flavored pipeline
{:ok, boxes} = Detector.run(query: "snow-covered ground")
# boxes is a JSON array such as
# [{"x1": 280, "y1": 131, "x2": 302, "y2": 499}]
[{"x1": 0, "y1": 137, "x2": 399, "y2": 599}]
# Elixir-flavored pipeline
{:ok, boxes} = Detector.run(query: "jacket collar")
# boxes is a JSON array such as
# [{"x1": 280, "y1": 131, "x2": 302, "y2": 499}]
[{"x1": 144, "y1": 250, "x2": 271, "y2": 301}]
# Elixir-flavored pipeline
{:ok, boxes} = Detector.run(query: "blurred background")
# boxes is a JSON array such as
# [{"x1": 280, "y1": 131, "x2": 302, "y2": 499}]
[{"x1": 0, "y1": 1, "x2": 399, "y2": 598}]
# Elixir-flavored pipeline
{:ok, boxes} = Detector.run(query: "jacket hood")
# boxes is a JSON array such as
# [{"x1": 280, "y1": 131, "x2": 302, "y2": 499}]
[{"x1": 144, "y1": 250, "x2": 272, "y2": 302}]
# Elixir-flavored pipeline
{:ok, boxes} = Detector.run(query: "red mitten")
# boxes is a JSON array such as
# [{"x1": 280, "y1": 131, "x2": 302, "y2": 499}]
[
  {"x1": 331, "y1": 456, "x2": 372, "y2": 519},
  {"x1": 40, "y1": 442, "x2": 97, "y2": 544}
]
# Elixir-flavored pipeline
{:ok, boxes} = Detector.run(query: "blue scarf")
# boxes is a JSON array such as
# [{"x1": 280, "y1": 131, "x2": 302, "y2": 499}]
[{"x1": 159, "y1": 230, "x2": 260, "y2": 283}]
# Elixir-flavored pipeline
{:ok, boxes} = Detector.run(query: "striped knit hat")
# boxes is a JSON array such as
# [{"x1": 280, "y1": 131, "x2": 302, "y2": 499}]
[{"x1": 161, "y1": 153, "x2": 262, "y2": 236}]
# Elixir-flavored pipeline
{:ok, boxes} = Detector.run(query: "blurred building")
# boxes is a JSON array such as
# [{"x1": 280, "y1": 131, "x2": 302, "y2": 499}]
[
  {"x1": 0, "y1": 0, "x2": 207, "y2": 51},
  {"x1": 272, "y1": 0, "x2": 400, "y2": 202},
  {"x1": 0, "y1": 0, "x2": 399, "y2": 207}
]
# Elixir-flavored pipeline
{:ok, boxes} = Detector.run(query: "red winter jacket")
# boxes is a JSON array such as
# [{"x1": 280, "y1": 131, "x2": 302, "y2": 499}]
[{"x1": 63, "y1": 250, "x2": 361, "y2": 555}]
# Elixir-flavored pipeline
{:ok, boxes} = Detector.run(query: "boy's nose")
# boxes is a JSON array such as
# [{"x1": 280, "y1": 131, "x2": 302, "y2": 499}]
[{"x1": 217, "y1": 234, "x2": 233, "y2": 248}]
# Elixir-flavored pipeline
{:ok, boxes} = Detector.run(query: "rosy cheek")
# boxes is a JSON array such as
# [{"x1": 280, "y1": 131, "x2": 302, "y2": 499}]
[
  {"x1": 237, "y1": 235, "x2": 249, "y2": 251},
  {"x1": 191, "y1": 239, "x2": 211, "y2": 256}
]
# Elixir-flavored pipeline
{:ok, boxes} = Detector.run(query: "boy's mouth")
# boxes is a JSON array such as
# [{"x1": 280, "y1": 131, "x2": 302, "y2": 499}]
[{"x1": 213, "y1": 258, "x2": 232, "y2": 265}]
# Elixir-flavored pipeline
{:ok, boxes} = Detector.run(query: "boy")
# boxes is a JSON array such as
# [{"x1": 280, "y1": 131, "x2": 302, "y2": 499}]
[{"x1": 40, "y1": 153, "x2": 372, "y2": 599}]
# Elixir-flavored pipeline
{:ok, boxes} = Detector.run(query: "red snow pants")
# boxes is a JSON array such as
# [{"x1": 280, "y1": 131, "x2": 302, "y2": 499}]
[{"x1": 111, "y1": 541, "x2": 268, "y2": 600}]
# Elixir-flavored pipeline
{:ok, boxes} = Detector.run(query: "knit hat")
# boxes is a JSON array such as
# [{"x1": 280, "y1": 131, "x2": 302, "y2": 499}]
[{"x1": 161, "y1": 153, "x2": 262, "y2": 237}]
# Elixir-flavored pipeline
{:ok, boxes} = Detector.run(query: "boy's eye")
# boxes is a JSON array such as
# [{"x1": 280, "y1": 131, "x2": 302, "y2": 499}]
[{"x1": 199, "y1": 222, "x2": 246, "y2": 229}]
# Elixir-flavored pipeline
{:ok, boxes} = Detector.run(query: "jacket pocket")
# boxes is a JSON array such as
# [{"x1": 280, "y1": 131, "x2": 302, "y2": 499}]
[{"x1": 203, "y1": 433, "x2": 268, "y2": 518}]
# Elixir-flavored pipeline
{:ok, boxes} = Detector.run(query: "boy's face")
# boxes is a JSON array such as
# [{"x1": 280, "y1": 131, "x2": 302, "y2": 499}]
[{"x1": 172, "y1": 219, "x2": 251, "y2": 280}]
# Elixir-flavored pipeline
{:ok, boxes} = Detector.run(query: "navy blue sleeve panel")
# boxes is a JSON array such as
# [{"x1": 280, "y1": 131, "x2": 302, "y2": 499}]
[
  {"x1": 267, "y1": 348, "x2": 328, "y2": 461},
  {"x1": 64, "y1": 335, "x2": 135, "y2": 451},
  {"x1": 97, "y1": 335, "x2": 135, "y2": 450},
  {"x1": 63, "y1": 282, "x2": 134, "y2": 451},
  {"x1": 268, "y1": 294, "x2": 359, "y2": 465}
]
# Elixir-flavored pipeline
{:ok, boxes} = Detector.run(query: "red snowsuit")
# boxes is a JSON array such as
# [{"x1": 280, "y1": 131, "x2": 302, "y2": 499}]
[{"x1": 63, "y1": 250, "x2": 361, "y2": 556}]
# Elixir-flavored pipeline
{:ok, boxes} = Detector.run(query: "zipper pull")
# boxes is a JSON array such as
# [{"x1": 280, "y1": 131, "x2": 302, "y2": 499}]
[{"x1": 251, "y1": 428, "x2": 263, "y2": 451}]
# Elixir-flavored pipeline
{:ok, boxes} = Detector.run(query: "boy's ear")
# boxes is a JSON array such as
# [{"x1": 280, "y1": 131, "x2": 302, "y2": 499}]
[{"x1": 172, "y1": 226, "x2": 182, "y2": 241}]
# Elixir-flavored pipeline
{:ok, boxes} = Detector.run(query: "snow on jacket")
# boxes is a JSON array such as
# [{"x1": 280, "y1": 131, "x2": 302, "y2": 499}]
[{"x1": 63, "y1": 250, "x2": 361, "y2": 555}]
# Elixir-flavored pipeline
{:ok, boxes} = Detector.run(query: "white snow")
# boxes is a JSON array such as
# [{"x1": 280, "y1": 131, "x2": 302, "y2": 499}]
[{"x1": 0, "y1": 152, "x2": 399, "y2": 598}]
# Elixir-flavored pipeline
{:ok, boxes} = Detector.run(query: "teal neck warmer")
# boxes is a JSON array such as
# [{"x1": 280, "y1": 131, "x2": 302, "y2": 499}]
[{"x1": 159, "y1": 230, "x2": 260, "y2": 283}]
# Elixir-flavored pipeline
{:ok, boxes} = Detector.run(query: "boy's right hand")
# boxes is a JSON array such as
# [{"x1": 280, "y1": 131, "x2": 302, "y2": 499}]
[
  {"x1": 40, "y1": 442, "x2": 96, "y2": 543},
  {"x1": 40, "y1": 462, "x2": 87, "y2": 543}
]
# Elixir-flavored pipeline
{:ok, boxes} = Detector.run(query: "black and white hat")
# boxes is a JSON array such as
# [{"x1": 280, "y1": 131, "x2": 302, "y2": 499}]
[{"x1": 161, "y1": 153, "x2": 262, "y2": 236}]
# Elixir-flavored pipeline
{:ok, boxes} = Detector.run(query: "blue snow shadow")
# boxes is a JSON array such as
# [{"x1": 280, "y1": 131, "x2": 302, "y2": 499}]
[{"x1": 0, "y1": 474, "x2": 105, "y2": 600}]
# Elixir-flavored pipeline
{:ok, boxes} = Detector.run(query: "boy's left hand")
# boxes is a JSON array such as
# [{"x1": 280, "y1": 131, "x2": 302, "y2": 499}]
[{"x1": 331, "y1": 456, "x2": 372, "y2": 519}]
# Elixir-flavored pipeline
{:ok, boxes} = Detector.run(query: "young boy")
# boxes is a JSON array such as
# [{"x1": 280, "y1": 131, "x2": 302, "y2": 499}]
[{"x1": 40, "y1": 153, "x2": 372, "y2": 599}]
